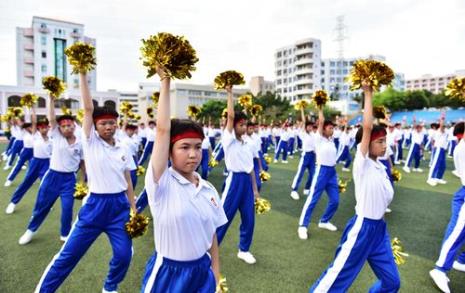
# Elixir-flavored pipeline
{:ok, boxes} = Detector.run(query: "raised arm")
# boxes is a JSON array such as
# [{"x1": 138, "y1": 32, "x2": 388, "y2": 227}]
[
  {"x1": 150, "y1": 67, "x2": 171, "y2": 183},
  {"x1": 31, "y1": 105, "x2": 37, "y2": 134},
  {"x1": 225, "y1": 86, "x2": 234, "y2": 133},
  {"x1": 48, "y1": 96, "x2": 57, "y2": 129},
  {"x1": 317, "y1": 107, "x2": 324, "y2": 136},
  {"x1": 80, "y1": 73, "x2": 94, "y2": 138},
  {"x1": 360, "y1": 82, "x2": 374, "y2": 156}
]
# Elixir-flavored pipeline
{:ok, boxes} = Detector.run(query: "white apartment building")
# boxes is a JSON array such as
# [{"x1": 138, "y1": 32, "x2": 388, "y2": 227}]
[
  {"x1": 16, "y1": 16, "x2": 97, "y2": 91},
  {"x1": 406, "y1": 70, "x2": 465, "y2": 94},
  {"x1": 249, "y1": 76, "x2": 275, "y2": 96},
  {"x1": 118, "y1": 91, "x2": 140, "y2": 113},
  {"x1": 138, "y1": 82, "x2": 249, "y2": 120},
  {"x1": 275, "y1": 38, "x2": 322, "y2": 103}
]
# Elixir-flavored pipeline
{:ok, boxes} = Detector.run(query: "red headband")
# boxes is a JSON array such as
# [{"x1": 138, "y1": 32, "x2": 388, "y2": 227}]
[
  {"x1": 234, "y1": 118, "x2": 247, "y2": 125},
  {"x1": 457, "y1": 134, "x2": 463, "y2": 141},
  {"x1": 370, "y1": 130, "x2": 386, "y2": 142},
  {"x1": 170, "y1": 130, "x2": 203, "y2": 144},
  {"x1": 37, "y1": 123, "x2": 49, "y2": 129},
  {"x1": 58, "y1": 119, "x2": 74, "y2": 126},
  {"x1": 94, "y1": 114, "x2": 117, "y2": 123}
]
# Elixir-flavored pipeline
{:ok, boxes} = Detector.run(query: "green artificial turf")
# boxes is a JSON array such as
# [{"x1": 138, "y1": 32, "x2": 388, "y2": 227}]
[{"x1": 0, "y1": 143, "x2": 464, "y2": 292}]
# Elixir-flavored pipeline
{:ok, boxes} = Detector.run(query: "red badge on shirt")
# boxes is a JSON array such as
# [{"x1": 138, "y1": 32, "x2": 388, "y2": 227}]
[{"x1": 211, "y1": 197, "x2": 218, "y2": 207}]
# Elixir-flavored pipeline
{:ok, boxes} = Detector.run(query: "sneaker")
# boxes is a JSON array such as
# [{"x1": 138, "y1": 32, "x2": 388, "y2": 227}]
[
  {"x1": 429, "y1": 269, "x2": 450, "y2": 293},
  {"x1": 5, "y1": 202, "x2": 16, "y2": 214},
  {"x1": 237, "y1": 251, "x2": 256, "y2": 264},
  {"x1": 60, "y1": 235, "x2": 68, "y2": 242},
  {"x1": 290, "y1": 191, "x2": 300, "y2": 200},
  {"x1": 21, "y1": 165, "x2": 27, "y2": 170},
  {"x1": 427, "y1": 179, "x2": 438, "y2": 186},
  {"x1": 282, "y1": 160, "x2": 288, "y2": 164},
  {"x1": 18, "y1": 230, "x2": 36, "y2": 245},
  {"x1": 289, "y1": 155, "x2": 294, "y2": 159},
  {"x1": 298, "y1": 227, "x2": 308, "y2": 240},
  {"x1": 394, "y1": 161, "x2": 400, "y2": 165},
  {"x1": 452, "y1": 170, "x2": 460, "y2": 178},
  {"x1": 453, "y1": 260, "x2": 465, "y2": 272},
  {"x1": 385, "y1": 208, "x2": 392, "y2": 213},
  {"x1": 436, "y1": 179, "x2": 447, "y2": 185},
  {"x1": 403, "y1": 166, "x2": 411, "y2": 173},
  {"x1": 4, "y1": 180, "x2": 12, "y2": 187},
  {"x1": 318, "y1": 222, "x2": 337, "y2": 232},
  {"x1": 303, "y1": 189, "x2": 310, "y2": 195},
  {"x1": 273, "y1": 159, "x2": 278, "y2": 163},
  {"x1": 102, "y1": 289, "x2": 118, "y2": 293},
  {"x1": 3, "y1": 165, "x2": 11, "y2": 170},
  {"x1": 413, "y1": 168, "x2": 423, "y2": 173},
  {"x1": 342, "y1": 167, "x2": 350, "y2": 172}
]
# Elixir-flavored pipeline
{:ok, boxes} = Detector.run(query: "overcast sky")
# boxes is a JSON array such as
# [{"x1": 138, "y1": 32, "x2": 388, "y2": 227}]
[{"x1": 0, "y1": 0, "x2": 464, "y2": 91}]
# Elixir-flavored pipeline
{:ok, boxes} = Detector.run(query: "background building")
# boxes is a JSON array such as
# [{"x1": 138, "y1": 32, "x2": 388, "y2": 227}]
[
  {"x1": 249, "y1": 76, "x2": 275, "y2": 96},
  {"x1": 274, "y1": 38, "x2": 322, "y2": 103},
  {"x1": 406, "y1": 70, "x2": 465, "y2": 94},
  {"x1": 16, "y1": 16, "x2": 97, "y2": 91}
]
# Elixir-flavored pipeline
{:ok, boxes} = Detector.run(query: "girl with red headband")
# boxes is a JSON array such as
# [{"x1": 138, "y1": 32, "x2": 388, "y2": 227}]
[
  {"x1": 310, "y1": 82, "x2": 400, "y2": 292},
  {"x1": 141, "y1": 65, "x2": 227, "y2": 292},
  {"x1": 19, "y1": 96, "x2": 84, "y2": 246},
  {"x1": 34, "y1": 71, "x2": 136, "y2": 293},
  {"x1": 215, "y1": 84, "x2": 261, "y2": 265},
  {"x1": 5, "y1": 108, "x2": 51, "y2": 214},
  {"x1": 430, "y1": 121, "x2": 465, "y2": 293}
]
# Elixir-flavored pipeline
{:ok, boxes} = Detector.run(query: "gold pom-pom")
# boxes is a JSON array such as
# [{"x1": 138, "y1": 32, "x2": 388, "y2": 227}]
[
  {"x1": 125, "y1": 211, "x2": 150, "y2": 239},
  {"x1": 238, "y1": 94, "x2": 253, "y2": 109},
  {"x1": 73, "y1": 182, "x2": 89, "y2": 200},
  {"x1": 76, "y1": 109, "x2": 84, "y2": 123},
  {"x1": 214, "y1": 70, "x2": 245, "y2": 90},
  {"x1": 391, "y1": 168, "x2": 402, "y2": 182},
  {"x1": 61, "y1": 106, "x2": 72, "y2": 116},
  {"x1": 347, "y1": 59, "x2": 394, "y2": 92},
  {"x1": 294, "y1": 99, "x2": 310, "y2": 111},
  {"x1": 338, "y1": 179, "x2": 348, "y2": 193},
  {"x1": 151, "y1": 91, "x2": 160, "y2": 104},
  {"x1": 391, "y1": 237, "x2": 409, "y2": 265},
  {"x1": 208, "y1": 158, "x2": 219, "y2": 168},
  {"x1": 20, "y1": 93, "x2": 38, "y2": 108},
  {"x1": 255, "y1": 197, "x2": 271, "y2": 215},
  {"x1": 216, "y1": 275, "x2": 229, "y2": 293},
  {"x1": 136, "y1": 165, "x2": 145, "y2": 176},
  {"x1": 187, "y1": 105, "x2": 201, "y2": 119},
  {"x1": 259, "y1": 170, "x2": 271, "y2": 182},
  {"x1": 120, "y1": 101, "x2": 133, "y2": 115},
  {"x1": 373, "y1": 106, "x2": 387, "y2": 119},
  {"x1": 221, "y1": 108, "x2": 228, "y2": 119},
  {"x1": 147, "y1": 107, "x2": 154, "y2": 119},
  {"x1": 64, "y1": 41, "x2": 96, "y2": 74},
  {"x1": 140, "y1": 32, "x2": 198, "y2": 79},
  {"x1": 312, "y1": 90, "x2": 329, "y2": 108},
  {"x1": 10, "y1": 107, "x2": 24, "y2": 118},
  {"x1": 134, "y1": 114, "x2": 142, "y2": 120},
  {"x1": 445, "y1": 77, "x2": 465, "y2": 100},
  {"x1": 264, "y1": 156, "x2": 272, "y2": 165},
  {"x1": 42, "y1": 76, "x2": 66, "y2": 99},
  {"x1": 251, "y1": 104, "x2": 263, "y2": 117},
  {"x1": 0, "y1": 113, "x2": 11, "y2": 122}
]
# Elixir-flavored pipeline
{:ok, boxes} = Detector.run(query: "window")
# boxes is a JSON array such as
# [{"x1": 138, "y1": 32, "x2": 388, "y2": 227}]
[
  {"x1": 41, "y1": 51, "x2": 47, "y2": 58},
  {"x1": 41, "y1": 64, "x2": 47, "y2": 73},
  {"x1": 41, "y1": 36, "x2": 47, "y2": 46},
  {"x1": 54, "y1": 38, "x2": 67, "y2": 82}
]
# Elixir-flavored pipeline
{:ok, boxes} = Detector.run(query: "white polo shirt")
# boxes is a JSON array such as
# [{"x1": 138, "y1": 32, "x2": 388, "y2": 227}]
[
  {"x1": 49, "y1": 127, "x2": 83, "y2": 172},
  {"x1": 333, "y1": 128, "x2": 341, "y2": 139},
  {"x1": 339, "y1": 131, "x2": 351, "y2": 147},
  {"x1": 434, "y1": 130, "x2": 449, "y2": 150},
  {"x1": 299, "y1": 131, "x2": 315, "y2": 153},
  {"x1": 33, "y1": 135, "x2": 52, "y2": 159},
  {"x1": 147, "y1": 127, "x2": 156, "y2": 142},
  {"x1": 353, "y1": 146, "x2": 394, "y2": 220},
  {"x1": 221, "y1": 128, "x2": 253, "y2": 173},
  {"x1": 412, "y1": 130, "x2": 425, "y2": 145},
  {"x1": 139, "y1": 127, "x2": 147, "y2": 139},
  {"x1": 145, "y1": 166, "x2": 228, "y2": 261},
  {"x1": 82, "y1": 126, "x2": 133, "y2": 194},
  {"x1": 454, "y1": 139, "x2": 465, "y2": 186},
  {"x1": 23, "y1": 131, "x2": 35, "y2": 148},
  {"x1": 244, "y1": 135, "x2": 260, "y2": 158},
  {"x1": 314, "y1": 133, "x2": 337, "y2": 167},
  {"x1": 279, "y1": 129, "x2": 291, "y2": 142},
  {"x1": 201, "y1": 137, "x2": 211, "y2": 150}
]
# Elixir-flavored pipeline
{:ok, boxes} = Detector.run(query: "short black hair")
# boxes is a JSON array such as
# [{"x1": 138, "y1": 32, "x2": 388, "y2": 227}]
[
  {"x1": 148, "y1": 121, "x2": 156, "y2": 126},
  {"x1": 305, "y1": 121, "x2": 314, "y2": 127},
  {"x1": 170, "y1": 119, "x2": 205, "y2": 151},
  {"x1": 22, "y1": 122, "x2": 32, "y2": 129},
  {"x1": 126, "y1": 124, "x2": 138, "y2": 130},
  {"x1": 92, "y1": 106, "x2": 118, "y2": 122},
  {"x1": 37, "y1": 118, "x2": 49, "y2": 127},
  {"x1": 323, "y1": 120, "x2": 335, "y2": 128},
  {"x1": 453, "y1": 122, "x2": 464, "y2": 136},
  {"x1": 247, "y1": 121, "x2": 257, "y2": 127},
  {"x1": 57, "y1": 115, "x2": 75, "y2": 124},
  {"x1": 233, "y1": 111, "x2": 248, "y2": 126},
  {"x1": 355, "y1": 124, "x2": 387, "y2": 145}
]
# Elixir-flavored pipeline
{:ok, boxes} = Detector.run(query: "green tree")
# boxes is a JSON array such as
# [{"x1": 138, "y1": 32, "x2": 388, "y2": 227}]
[{"x1": 198, "y1": 99, "x2": 226, "y2": 123}]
